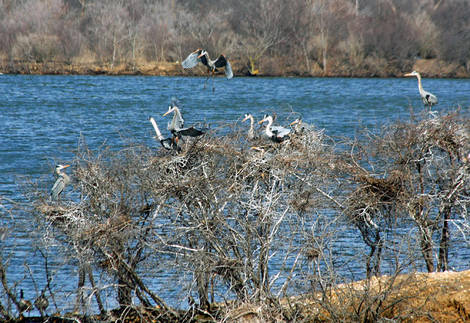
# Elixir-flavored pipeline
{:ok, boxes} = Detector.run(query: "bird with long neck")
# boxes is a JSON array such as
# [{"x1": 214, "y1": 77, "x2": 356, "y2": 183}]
[
  {"x1": 405, "y1": 71, "x2": 438, "y2": 109},
  {"x1": 50, "y1": 164, "x2": 70, "y2": 200},
  {"x1": 163, "y1": 102, "x2": 184, "y2": 134},
  {"x1": 149, "y1": 116, "x2": 180, "y2": 151},
  {"x1": 258, "y1": 115, "x2": 290, "y2": 142},
  {"x1": 162, "y1": 102, "x2": 205, "y2": 138},
  {"x1": 242, "y1": 113, "x2": 256, "y2": 140}
]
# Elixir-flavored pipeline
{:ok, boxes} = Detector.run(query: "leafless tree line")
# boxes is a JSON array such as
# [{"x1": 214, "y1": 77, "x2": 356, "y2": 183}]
[
  {"x1": 0, "y1": 109, "x2": 468, "y2": 321},
  {"x1": 1, "y1": 0, "x2": 470, "y2": 76}
]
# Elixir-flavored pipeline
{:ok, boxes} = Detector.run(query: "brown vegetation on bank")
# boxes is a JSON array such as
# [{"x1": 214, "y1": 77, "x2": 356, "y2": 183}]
[
  {"x1": 2, "y1": 57, "x2": 469, "y2": 78},
  {"x1": 1, "y1": 0, "x2": 470, "y2": 77}
]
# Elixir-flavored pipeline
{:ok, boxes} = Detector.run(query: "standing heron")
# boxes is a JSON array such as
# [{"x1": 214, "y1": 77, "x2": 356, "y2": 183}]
[
  {"x1": 258, "y1": 115, "x2": 291, "y2": 142},
  {"x1": 162, "y1": 101, "x2": 205, "y2": 138},
  {"x1": 242, "y1": 113, "x2": 257, "y2": 140},
  {"x1": 149, "y1": 116, "x2": 180, "y2": 151},
  {"x1": 51, "y1": 164, "x2": 70, "y2": 200},
  {"x1": 404, "y1": 71, "x2": 438, "y2": 109}
]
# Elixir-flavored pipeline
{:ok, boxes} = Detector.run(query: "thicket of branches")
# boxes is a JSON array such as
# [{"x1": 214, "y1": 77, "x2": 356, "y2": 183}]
[
  {"x1": 0, "y1": 109, "x2": 469, "y2": 321},
  {"x1": 1, "y1": 0, "x2": 470, "y2": 76}
]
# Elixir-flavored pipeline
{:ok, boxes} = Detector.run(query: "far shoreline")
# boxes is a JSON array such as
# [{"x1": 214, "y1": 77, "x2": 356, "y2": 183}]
[{"x1": 1, "y1": 58, "x2": 469, "y2": 79}]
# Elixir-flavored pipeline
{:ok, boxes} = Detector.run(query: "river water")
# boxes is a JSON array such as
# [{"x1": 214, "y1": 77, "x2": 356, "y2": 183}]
[{"x1": 1, "y1": 75, "x2": 469, "y2": 313}]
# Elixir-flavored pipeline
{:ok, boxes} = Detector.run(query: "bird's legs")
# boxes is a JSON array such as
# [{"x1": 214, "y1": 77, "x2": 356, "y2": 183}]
[
  {"x1": 203, "y1": 70, "x2": 211, "y2": 89},
  {"x1": 212, "y1": 70, "x2": 215, "y2": 92}
]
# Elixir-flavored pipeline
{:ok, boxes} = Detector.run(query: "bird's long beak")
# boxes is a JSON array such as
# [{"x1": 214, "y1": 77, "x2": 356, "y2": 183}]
[
  {"x1": 404, "y1": 73, "x2": 413, "y2": 77},
  {"x1": 163, "y1": 110, "x2": 170, "y2": 117},
  {"x1": 63, "y1": 164, "x2": 70, "y2": 168},
  {"x1": 258, "y1": 119, "x2": 266, "y2": 124},
  {"x1": 242, "y1": 116, "x2": 248, "y2": 122},
  {"x1": 290, "y1": 120, "x2": 300, "y2": 126}
]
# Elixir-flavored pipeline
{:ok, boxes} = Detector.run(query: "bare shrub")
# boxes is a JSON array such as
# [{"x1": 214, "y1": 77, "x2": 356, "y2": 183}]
[
  {"x1": 12, "y1": 108, "x2": 469, "y2": 321},
  {"x1": 12, "y1": 33, "x2": 62, "y2": 62},
  {"x1": 339, "y1": 111, "x2": 470, "y2": 275}
]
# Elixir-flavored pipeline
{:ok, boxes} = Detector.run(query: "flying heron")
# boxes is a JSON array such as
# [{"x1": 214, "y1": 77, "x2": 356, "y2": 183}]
[
  {"x1": 149, "y1": 116, "x2": 180, "y2": 151},
  {"x1": 162, "y1": 101, "x2": 205, "y2": 138},
  {"x1": 259, "y1": 115, "x2": 291, "y2": 142},
  {"x1": 182, "y1": 48, "x2": 233, "y2": 90},
  {"x1": 182, "y1": 49, "x2": 233, "y2": 79},
  {"x1": 242, "y1": 113, "x2": 257, "y2": 140},
  {"x1": 51, "y1": 164, "x2": 70, "y2": 200},
  {"x1": 404, "y1": 71, "x2": 438, "y2": 109}
]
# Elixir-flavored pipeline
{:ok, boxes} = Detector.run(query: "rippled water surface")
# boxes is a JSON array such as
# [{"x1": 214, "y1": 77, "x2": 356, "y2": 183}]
[{"x1": 1, "y1": 75, "x2": 469, "y2": 311}]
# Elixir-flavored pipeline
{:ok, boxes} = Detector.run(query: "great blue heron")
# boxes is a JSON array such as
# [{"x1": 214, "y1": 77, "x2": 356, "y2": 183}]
[
  {"x1": 51, "y1": 164, "x2": 70, "y2": 200},
  {"x1": 34, "y1": 293, "x2": 48, "y2": 317},
  {"x1": 162, "y1": 101, "x2": 205, "y2": 138},
  {"x1": 259, "y1": 115, "x2": 291, "y2": 142},
  {"x1": 404, "y1": 71, "x2": 438, "y2": 109},
  {"x1": 182, "y1": 49, "x2": 233, "y2": 79},
  {"x1": 149, "y1": 116, "x2": 180, "y2": 151},
  {"x1": 18, "y1": 289, "x2": 32, "y2": 317},
  {"x1": 290, "y1": 118, "x2": 313, "y2": 134},
  {"x1": 242, "y1": 113, "x2": 257, "y2": 140}
]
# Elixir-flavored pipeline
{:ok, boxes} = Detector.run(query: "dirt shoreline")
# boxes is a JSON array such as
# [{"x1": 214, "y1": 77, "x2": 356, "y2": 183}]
[
  {"x1": 1, "y1": 59, "x2": 469, "y2": 78},
  {"x1": 11, "y1": 270, "x2": 470, "y2": 322}
]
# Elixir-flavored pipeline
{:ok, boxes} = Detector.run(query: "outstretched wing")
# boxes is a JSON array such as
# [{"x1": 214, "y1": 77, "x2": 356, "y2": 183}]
[
  {"x1": 214, "y1": 55, "x2": 228, "y2": 68},
  {"x1": 182, "y1": 51, "x2": 201, "y2": 69},
  {"x1": 225, "y1": 60, "x2": 233, "y2": 79},
  {"x1": 149, "y1": 117, "x2": 164, "y2": 141},
  {"x1": 177, "y1": 127, "x2": 205, "y2": 137},
  {"x1": 214, "y1": 55, "x2": 233, "y2": 79}
]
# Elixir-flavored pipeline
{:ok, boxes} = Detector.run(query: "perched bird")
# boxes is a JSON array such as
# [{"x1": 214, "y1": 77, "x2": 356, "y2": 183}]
[
  {"x1": 162, "y1": 101, "x2": 205, "y2": 138},
  {"x1": 404, "y1": 71, "x2": 438, "y2": 109},
  {"x1": 149, "y1": 116, "x2": 180, "y2": 151},
  {"x1": 258, "y1": 115, "x2": 291, "y2": 142},
  {"x1": 242, "y1": 113, "x2": 257, "y2": 140},
  {"x1": 18, "y1": 289, "x2": 32, "y2": 317},
  {"x1": 290, "y1": 118, "x2": 314, "y2": 134},
  {"x1": 182, "y1": 48, "x2": 233, "y2": 79},
  {"x1": 50, "y1": 164, "x2": 70, "y2": 200},
  {"x1": 34, "y1": 293, "x2": 49, "y2": 317}
]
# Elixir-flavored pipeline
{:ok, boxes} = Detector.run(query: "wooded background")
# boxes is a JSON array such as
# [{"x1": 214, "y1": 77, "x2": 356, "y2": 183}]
[{"x1": 1, "y1": 0, "x2": 469, "y2": 76}]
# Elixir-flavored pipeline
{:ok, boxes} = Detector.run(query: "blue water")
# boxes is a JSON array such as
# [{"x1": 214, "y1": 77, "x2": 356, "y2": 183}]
[{"x1": 1, "y1": 75, "x2": 469, "y2": 314}]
